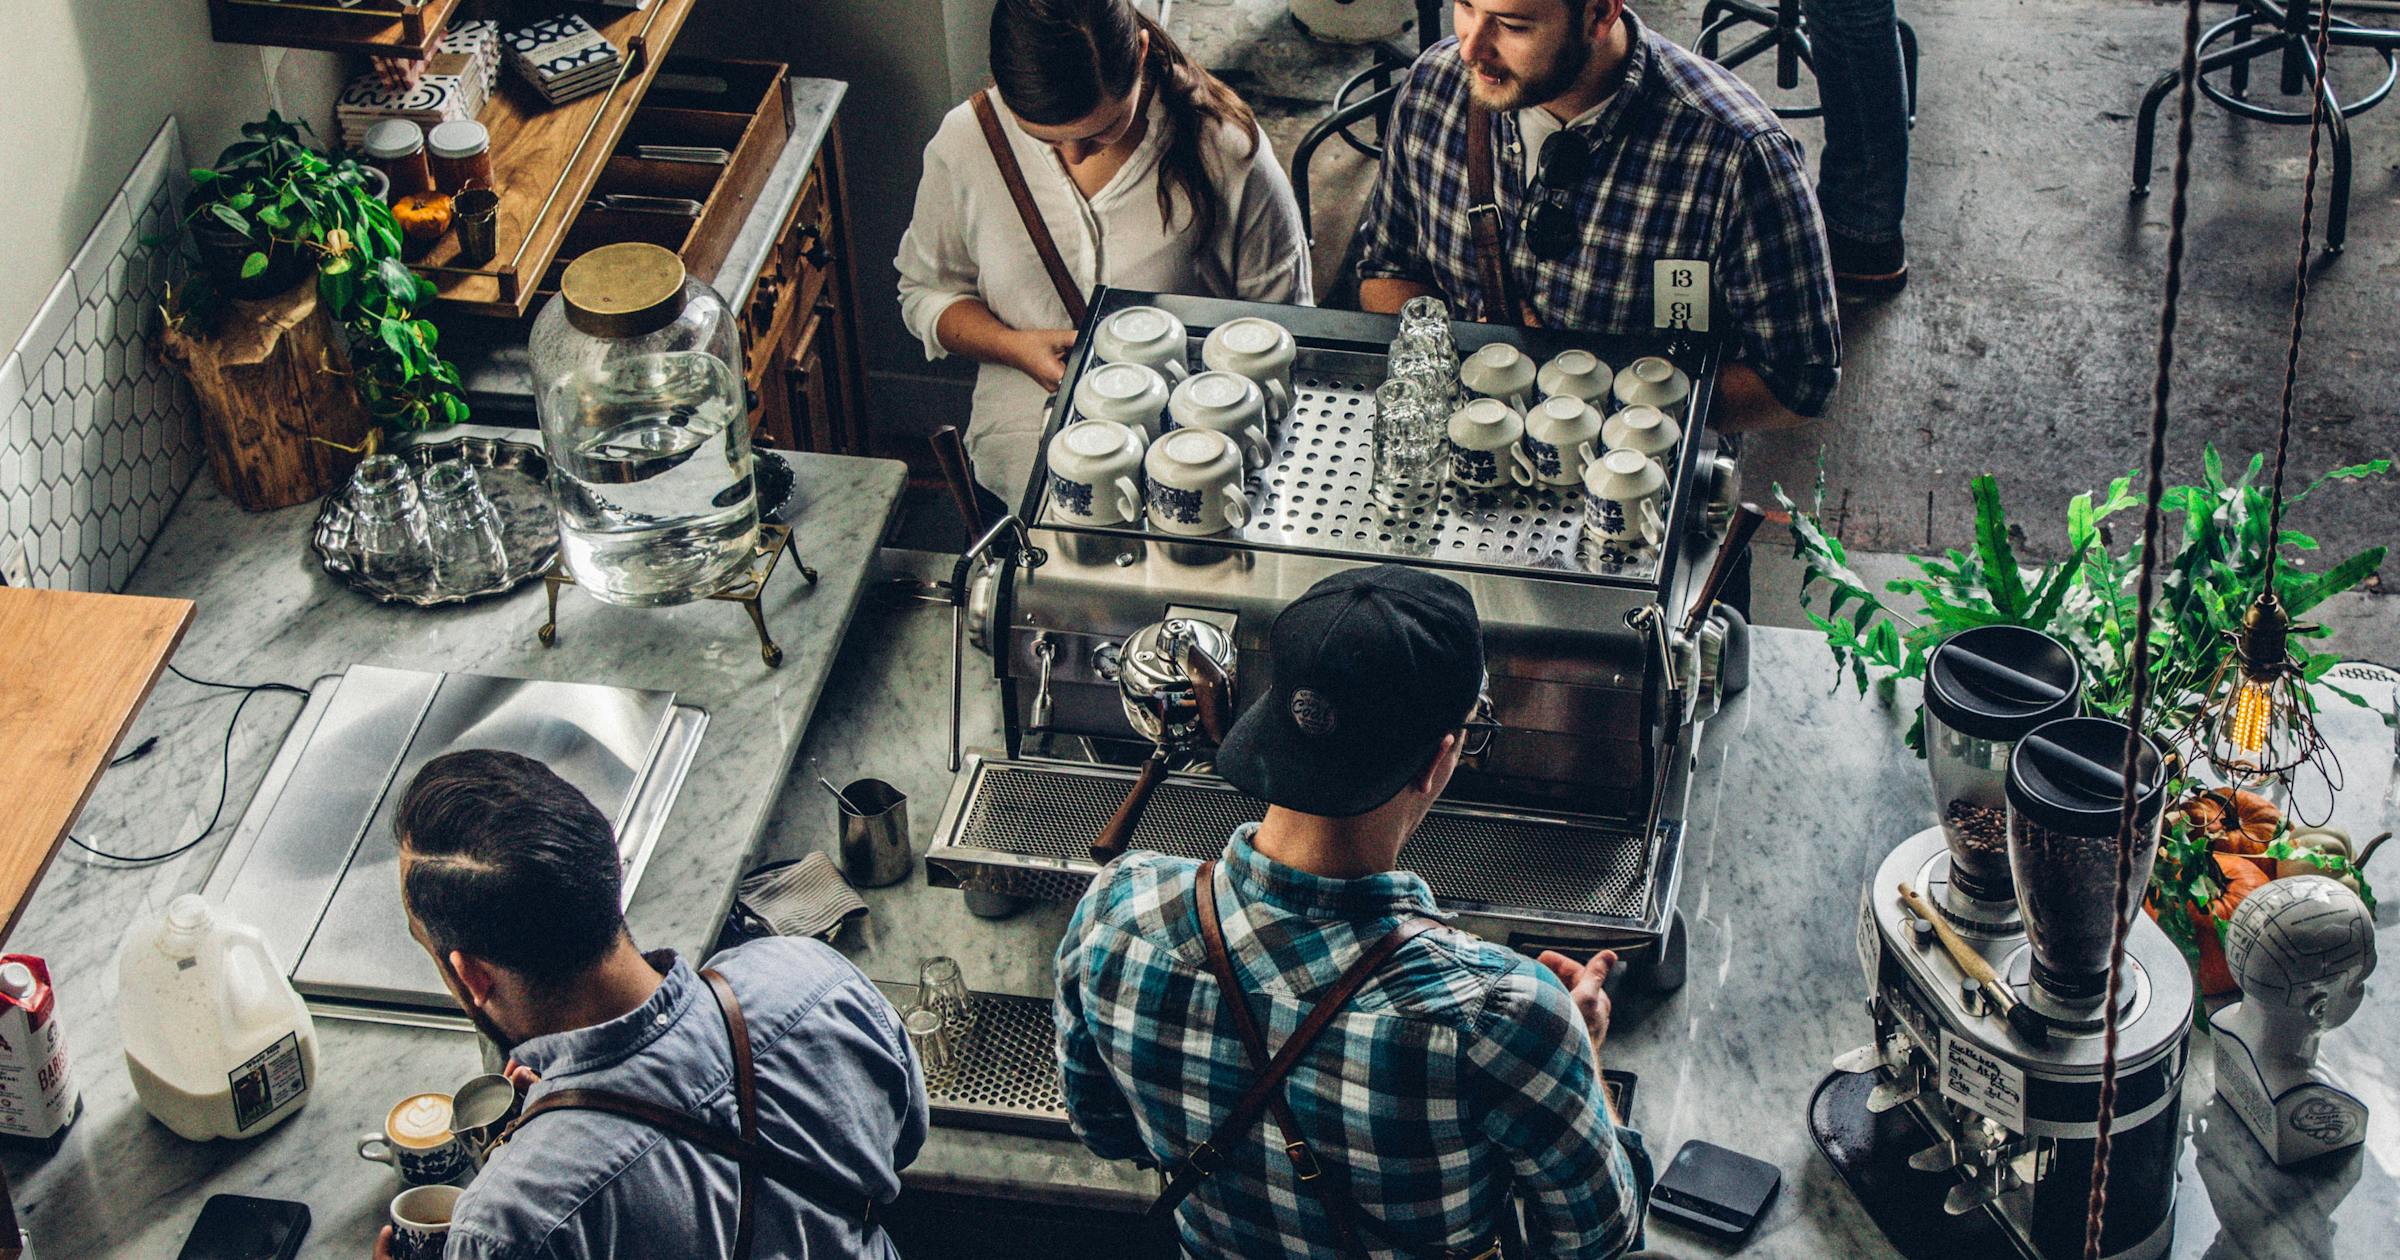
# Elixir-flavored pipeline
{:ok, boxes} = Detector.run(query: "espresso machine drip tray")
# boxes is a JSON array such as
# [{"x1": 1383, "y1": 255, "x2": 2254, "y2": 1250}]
[
  {"x1": 201, "y1": 664, "x2": 707, "y2": 1027},
  {"x1": 926, "y1": 755, "x2": 1676, "y2": 950}
]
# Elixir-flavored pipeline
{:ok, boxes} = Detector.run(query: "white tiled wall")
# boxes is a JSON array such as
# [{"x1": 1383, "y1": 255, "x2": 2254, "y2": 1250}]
[{"x1": 0, "y1": 118, "x2": 202, "y2": 592}]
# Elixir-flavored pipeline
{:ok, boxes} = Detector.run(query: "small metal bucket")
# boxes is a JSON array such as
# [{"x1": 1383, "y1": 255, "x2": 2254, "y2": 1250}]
[{"x1": 836, "y1": 778, "x2": 912, "y2": 887}]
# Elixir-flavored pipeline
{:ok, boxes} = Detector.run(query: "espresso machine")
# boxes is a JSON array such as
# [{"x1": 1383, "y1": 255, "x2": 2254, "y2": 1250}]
[
  {"x1": 929, "y1": 289, "x2": 1749, "y2": 972},
  {"x1": 1816, "y1": 629, "x2": 2194, "y2": 1260}
]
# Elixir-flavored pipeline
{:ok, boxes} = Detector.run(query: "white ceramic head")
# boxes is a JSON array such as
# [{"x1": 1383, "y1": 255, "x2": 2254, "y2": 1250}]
[
  {"x1": 1144, "y1": 428, "x2": 1250, "y2": 535},
  {"x1": 2226, "y1": 875, "x2": 2377, "y2": 1032},
  {"x1": 1603, "y1": 404, "x2": 1682, "y2": 459},
  {"x1": 1536, "y1": 349, "x2": 1612, "y2": 404},
  {"x1": 1073, "y1": 362, "x2": 1172, "y2": 437},
  {"x1": 1168, "y1": 371, "x2": 1271, "y2": 468},
  {"x1": 1093, "y1": 306, "x2": 1190, "y2": 381}
]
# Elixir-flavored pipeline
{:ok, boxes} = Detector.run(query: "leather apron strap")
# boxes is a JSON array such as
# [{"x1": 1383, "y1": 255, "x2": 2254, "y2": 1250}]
[{"x1": 971, "y1": 88, "x2": 1091, "y2": 327}]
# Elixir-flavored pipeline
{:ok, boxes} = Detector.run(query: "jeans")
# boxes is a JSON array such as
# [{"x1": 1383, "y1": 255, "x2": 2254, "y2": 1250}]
[{"x1": 1802, "y1": 0, "x2": 1910, "y2": 244}]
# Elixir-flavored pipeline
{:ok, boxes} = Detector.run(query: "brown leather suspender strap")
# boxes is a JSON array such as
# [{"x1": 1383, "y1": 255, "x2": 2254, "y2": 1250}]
[
  {"x1": 971, "y1": 88, "x2": 1091, "y2": 327},
  {"x1": 496, "y1": 968, "x2": 876, "y2": 1257},
  {"x1": 1463, "y1": 102, "x2": 1530, "y2": 328},
  {"x1": 1149, "y1": 861, "x2": 1440, "y2": 1257}
]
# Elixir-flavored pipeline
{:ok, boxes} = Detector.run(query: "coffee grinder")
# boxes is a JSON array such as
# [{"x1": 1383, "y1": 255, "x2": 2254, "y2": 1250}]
[{"x1": 1814, "y1": 631, "x2": 2195, "y2": 1260}]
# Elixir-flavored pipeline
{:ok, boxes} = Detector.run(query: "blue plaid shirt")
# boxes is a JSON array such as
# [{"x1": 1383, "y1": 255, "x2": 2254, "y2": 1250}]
[
  {"x1": 1356, "y1": 11, "x2": 1841, "y2": 416},
  {"x1": 1056, "y1": 826, "x2": 1651, "y2": 1258}
]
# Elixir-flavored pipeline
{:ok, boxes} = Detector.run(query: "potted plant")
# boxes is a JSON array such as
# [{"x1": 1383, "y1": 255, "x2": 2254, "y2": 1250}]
[
  {"x1": 1775, "y1": 449, "x2": 2390, "y2": 993},
  {"x1": 168, "y1": 112, "x2": 469, "y2": 439}
]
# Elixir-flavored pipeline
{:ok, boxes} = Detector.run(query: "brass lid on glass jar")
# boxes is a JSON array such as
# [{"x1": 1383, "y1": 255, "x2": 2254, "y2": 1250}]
[{"x1": 560, "y1": 242, "x2": 686, "y2": 338}]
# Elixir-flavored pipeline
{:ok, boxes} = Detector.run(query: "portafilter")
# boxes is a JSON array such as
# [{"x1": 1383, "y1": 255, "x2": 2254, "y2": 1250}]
[{"x1": 1091, "y1": 618, "x2": 1238, "y2": 863}]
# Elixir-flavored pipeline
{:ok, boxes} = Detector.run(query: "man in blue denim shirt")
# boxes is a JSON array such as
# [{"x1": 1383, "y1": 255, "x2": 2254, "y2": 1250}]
[
  {"x1": 1057, "y1": 566, "x2": 1651, "y2": 1258},
  {"x1": 371, "y1": 750, "x2": 927, "y2": 1260}
]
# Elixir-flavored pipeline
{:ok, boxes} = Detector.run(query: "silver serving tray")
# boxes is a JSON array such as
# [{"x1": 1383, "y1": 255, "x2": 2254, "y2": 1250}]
[{"x1": 312, "y1": 434, "x2": 560, "y2": 606}]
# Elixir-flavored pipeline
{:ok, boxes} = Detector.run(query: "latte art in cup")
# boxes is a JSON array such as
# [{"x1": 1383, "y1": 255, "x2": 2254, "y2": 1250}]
[{"x1": 388, "y1": 1093, "x2": 453, "y2": 1149}]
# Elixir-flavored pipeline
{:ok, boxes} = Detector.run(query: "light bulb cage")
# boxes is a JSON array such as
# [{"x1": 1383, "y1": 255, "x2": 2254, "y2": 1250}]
[{"x1": 2171, "y1": 591, "x2": 2341, "y2": 797}]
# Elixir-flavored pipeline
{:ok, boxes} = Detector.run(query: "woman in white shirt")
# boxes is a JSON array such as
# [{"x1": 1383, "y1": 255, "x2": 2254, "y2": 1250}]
[{"x1": 897, "y1": 0, "x2": 1313, "y2": 504}]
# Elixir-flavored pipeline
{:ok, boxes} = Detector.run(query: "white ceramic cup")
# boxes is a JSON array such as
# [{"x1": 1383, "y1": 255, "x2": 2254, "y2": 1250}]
[
  {"x1": 1168, "y1": 371, "x2": 1272, "y2": 469},
  {"x1": 1144, "y1": 428, "x2": 1251, "y2": 536},
  {"x1": 1071, "y1": 362, "x2": 1172, "y2": 439},
  {"x1": 1046, "y1": 420, "x2": 1146, "y2": 526},
  {"x1": 1603, "y1": 404, "x2": 1682, "y2": 461},
  {"x1": 1092, "y1": 305, "x2": 1190, "y2": 384},
  {"x1": 1200, "y1": 318, "x2": 1297, "y2": 420},
  {"x1": 1521, "y1": 395, "x2": 1606, "y2": 487},
  {"x1": 1459, "y1": 343, "x2": 1537, "y2": 410},
  {"x1": 1583, "y1": 448, "x2": 1668, "y2": 548},
  {"x1": 1613, "y1": 355, "x2": 1691, "y2": 416},
  {"x1": 1536, "y1": 349, "x2": 1612, "y2": 406},
  {"x1": 358, "y1": 1092, "x2": 469, "y2": 1186},
  {"x1": 387, "y1": 1185, "x2": 462, "y2": 1260},
  {"x1": 1447, "y1": 398, "x2": 1530, "y2": 491}
]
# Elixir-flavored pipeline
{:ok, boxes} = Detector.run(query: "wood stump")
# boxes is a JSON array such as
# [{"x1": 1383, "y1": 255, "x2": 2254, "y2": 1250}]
[{"x1": 159, "y1": 282, "x2": 375, "y2": 511}]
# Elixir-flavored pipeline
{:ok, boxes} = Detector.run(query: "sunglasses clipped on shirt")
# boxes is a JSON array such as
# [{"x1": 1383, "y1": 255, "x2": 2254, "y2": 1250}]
[{"x1": 1522, "y1": 129, "x2": 1592, "y2": 262}]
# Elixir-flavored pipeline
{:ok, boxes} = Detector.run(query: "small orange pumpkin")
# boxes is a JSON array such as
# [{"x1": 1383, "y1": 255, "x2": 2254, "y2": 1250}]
[
  {"x1": 2182, "y1": 788, "x2": 2281, "y2": 856},
  {"x1": 391, "y1": 193, "x2": 454, "y2": 244}
]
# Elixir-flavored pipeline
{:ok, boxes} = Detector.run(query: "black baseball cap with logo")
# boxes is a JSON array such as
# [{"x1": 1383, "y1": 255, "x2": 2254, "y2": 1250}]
[{"x1": 1217, "y1": 565, "x2": 1486, "y2": 818}]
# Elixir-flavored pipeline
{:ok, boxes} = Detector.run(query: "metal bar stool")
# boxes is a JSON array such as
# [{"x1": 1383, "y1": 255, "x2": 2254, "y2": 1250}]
[
  {"x1": 2130, "y1": 0, "x2": 2398, "y2": 255},
  {"x1": 1696, "y1": 0, "x2": 1921, "y2": 122},
  {"x1": 1292, "y1": 0, "x2": 1447, "y2": 242}
]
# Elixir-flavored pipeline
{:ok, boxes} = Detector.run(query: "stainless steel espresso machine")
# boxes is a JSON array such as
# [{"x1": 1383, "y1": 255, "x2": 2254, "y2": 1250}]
[
  {"x1": 1816, "y1": 628, "x2": 2194, "y2": 1260},
  {"x1": 925, "y1": 289, "x2": 1749, "y2": 976}
]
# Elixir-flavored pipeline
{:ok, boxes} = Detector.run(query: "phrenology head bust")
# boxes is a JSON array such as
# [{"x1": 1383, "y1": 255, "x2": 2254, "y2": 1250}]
[{"x1": 2224, "y1": 874, "x2": 2377, "y2": 1031}]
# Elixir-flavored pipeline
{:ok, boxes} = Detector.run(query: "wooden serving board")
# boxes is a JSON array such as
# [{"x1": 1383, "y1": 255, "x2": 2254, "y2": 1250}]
[{"x1": 416, "y1": 0, "x2": 700, "y2": 318}]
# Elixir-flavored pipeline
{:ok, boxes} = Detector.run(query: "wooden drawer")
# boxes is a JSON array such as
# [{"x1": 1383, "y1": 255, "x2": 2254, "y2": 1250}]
[
  {"x1": 740, "y1": 167, "x2": 835, "y2": 386},
  {"x1": 537, "y1": 56, "x2": 792, "y2": 295}
]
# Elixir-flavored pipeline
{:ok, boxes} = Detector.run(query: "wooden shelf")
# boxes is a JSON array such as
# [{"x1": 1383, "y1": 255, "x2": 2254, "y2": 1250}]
[
  {"x1": 415, "y1": 0, "x2": 700, "y2": 318},
  {"x1": 207, "y1": 0, "x2": 467, "y2": 59}
]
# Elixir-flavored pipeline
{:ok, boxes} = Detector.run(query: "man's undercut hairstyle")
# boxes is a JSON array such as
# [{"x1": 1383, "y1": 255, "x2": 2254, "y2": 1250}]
[{"x1": 396, "y1": 749, "x2": 625, "y2": 985}]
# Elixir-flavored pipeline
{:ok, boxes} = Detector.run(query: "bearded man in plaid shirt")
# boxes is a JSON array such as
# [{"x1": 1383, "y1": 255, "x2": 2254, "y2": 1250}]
[
  {"x1": 1056, "y1": 566, "x2": 1650, "y2": 1258},
  {"x1": 1357, "y1": 0, "x2": 1841, "y2": 431}
]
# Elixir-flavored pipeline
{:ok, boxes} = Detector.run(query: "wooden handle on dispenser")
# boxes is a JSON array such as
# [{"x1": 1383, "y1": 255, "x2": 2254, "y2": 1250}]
[{"x1": 1092, "y1": 748, "x2": 1170, "y2": 865}]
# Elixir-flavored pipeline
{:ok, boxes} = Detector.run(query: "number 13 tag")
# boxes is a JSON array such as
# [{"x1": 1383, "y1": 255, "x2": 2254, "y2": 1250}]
[{"x1": 1654, "y1": 260, "x2": 1710, "y2": 333}]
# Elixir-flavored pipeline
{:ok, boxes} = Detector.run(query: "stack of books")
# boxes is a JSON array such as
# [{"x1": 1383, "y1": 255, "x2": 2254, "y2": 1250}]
[
  {"x1": 335, "y1": 19, "x2": 499, "y2": 149},
  {"x1": 507, "y1": 14, "x2": 626, "y2": 107}
]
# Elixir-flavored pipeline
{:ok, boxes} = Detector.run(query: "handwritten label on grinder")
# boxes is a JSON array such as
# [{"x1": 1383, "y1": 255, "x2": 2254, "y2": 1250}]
[{"x1": 1939, "y1": 1030, "x2": 2027, "y2": 1132}]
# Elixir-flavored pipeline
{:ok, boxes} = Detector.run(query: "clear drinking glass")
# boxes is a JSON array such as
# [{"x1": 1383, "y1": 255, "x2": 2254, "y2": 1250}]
[
  {"x1": 916, "y1": 956, "x2": 971, "y2": 1029},
  {"x1": 902, "y1": 1006, "x2": 954, "y2": 1074},
  {"x1": 1398, "y1": 296, "x2": 1456, "y2": 356},
  {"x1": 1370, "y1": 378, "x2": 1447, "y2": 510},
  {"x1": 1390, "y1": 297, "x2": 1460, "y2": 413},
  {"x1": 421, "y1": 460, "x2": 509, "y2": 594},
  {"x1": 350, "y1": 454, "x2": 430, "y2": 584}
]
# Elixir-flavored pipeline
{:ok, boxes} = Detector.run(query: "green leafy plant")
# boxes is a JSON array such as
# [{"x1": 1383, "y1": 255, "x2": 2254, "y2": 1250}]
[
  {"x1": 1776, "y1": 450, "x2": 2391, "y2": 996},
  {"x1": 166, "y1": 112, "x2": 467, "y2": 435}
]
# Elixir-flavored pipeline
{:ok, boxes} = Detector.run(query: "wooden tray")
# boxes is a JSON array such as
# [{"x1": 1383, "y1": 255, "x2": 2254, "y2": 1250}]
[
  {"x1": 415, "y1": 0, "x2": 700, "y2": 317},
  {"x1": 208, "y1": 0, "x2": 466, "y2": 59}
]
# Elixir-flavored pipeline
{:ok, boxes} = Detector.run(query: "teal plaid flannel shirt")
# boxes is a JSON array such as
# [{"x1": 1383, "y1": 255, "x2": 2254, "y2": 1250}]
[{"x1": 1055, "y1": 826, "x2": 1651, "y2": 1258}]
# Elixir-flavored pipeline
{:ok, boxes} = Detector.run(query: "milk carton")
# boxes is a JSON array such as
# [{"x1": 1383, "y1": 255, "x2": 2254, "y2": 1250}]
[{"x1": 0, "y1": 955, "x2": 78, "y2": 1140}]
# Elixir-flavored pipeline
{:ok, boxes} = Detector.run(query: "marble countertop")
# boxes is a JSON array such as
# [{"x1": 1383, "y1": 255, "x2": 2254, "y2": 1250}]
[
  {"x1": 445, "y1": 76, "x2": 848, "y2": 420},
  {"x1": 0, "y1": 441, "x2": 904, "y2": 1258},
  {"x1": 766, "y1": 561, "x2": 2400, "y2": 1258}
]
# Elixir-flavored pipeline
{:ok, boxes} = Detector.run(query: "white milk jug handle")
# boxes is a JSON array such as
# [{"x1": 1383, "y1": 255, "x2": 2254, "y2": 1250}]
[{"x1": 214, "y1": 923, "x2": 289, "y2": 1042}]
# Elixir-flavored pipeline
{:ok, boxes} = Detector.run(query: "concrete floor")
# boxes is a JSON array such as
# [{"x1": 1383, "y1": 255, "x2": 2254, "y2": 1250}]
[{"x1": 1171, "y1": 0, "x2": 2397, "y2": 662}]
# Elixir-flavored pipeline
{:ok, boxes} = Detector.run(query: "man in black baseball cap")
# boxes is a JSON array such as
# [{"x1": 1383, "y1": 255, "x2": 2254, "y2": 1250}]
[{"x1": 1055, "y1": 565, "x2": 1651, "y2": 1258}]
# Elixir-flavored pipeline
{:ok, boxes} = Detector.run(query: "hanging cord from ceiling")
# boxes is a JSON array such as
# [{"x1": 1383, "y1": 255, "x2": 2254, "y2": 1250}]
[
  {"x1": 2081, "y1": 0, "x2": 2207, "y2": 1252},
  {"x1": 2264, "y1": 0, "x2": 2341, "y2": 591}
]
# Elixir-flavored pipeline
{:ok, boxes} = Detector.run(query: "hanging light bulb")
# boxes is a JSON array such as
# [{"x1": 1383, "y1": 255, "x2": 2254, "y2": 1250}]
[{"x1": 2178, "y1": 590, "x2": 2336, "y2": 794}]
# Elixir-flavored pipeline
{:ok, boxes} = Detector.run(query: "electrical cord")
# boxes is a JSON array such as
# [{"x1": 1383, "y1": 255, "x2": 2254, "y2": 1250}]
[{"x1": 67, "y1": 667, "x2": 310, "y2": 867}]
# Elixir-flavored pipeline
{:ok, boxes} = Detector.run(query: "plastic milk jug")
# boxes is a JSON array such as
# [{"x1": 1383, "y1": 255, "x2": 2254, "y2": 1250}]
[
  {"x1": 117, "y1": 895, "x2": 318, "y2": 1140},
  {"x1": 0, "y1": 955, "x2": 79, "y2": 1139}
]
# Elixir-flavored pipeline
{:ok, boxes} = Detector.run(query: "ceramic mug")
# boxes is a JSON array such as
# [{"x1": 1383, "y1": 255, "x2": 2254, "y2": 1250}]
[
  {"x1": 1168, "y1": 371, "x2": 1272, "y2": 469},
  {"x1": 388, "y1": 1184, "x2": 461, "y2": 1260},
  {"x1": 1091, "y1": 305, "x2": 1190, "y2": 384},
  {"x1": 449, "y1": 1072, "x2": 521, "y2": 1169},
  {"x1": 1521, "y1": 396, "x2": 1606, "y2": 487},
  {"x1": 1459, "y1": 343, "x2": 1537, "y2": 411},
  {"x1": 1447, "y1": 398, "x2": 1530, "y2": 491},
  {"x1": 1144, "y1": 428, "x2": 1251, "y2": 536},
  {"x1": 1200, "y1": 318, "x2": 1296, "y2": 420},
  {"x1": 1602, "y1": 404, "x2": 1682, "y2": 461},
  {"x1": 1046, "y1": 420, "x2": 1146, "y2": 526},
  {"x1": 1613, "y1": 355, "x2": 1691, "y2": 416},
  {"x1": 1071, "y1": 361, "x2": 1172, "y2": 439},
  {"x1": 1536, "y1": 349, "x2": 1612, "y2": 406},
  {"x1": 1583, "y1": 448, "x2": 1668, "y2": 549},
  {"x1": 359, "y1": 1092, "x2": 469, "y2": 1185}
]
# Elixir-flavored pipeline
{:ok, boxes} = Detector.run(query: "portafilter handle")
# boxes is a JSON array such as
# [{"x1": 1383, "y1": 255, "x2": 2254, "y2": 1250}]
[
  {"x1": 1092, "y1": 695, "x2": 1175, "y2": 864},
  {"x1": 1184, "y1": 638, "x2": 1235, "y2": 746},
  {"x1": 1681, "y1": 503, "x2": 1767, "y2": 640}
]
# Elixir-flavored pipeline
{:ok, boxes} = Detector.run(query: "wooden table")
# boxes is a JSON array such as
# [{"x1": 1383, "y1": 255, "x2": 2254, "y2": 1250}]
[{"x1": 0, "y1": 586, "x2": 191, "y2": 1258}]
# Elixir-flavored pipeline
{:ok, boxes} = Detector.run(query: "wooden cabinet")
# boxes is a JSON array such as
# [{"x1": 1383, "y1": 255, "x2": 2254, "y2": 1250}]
[{"x1": 740, "y1": 122, "x2": 867, "y2": 455}]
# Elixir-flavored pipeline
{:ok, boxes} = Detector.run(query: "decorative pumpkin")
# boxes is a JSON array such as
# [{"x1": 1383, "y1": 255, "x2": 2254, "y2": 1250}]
[
  {"x1": 2182, "y1": 787, "x2": 2280, "y2": 856},
  {"x1": 2150, "y1": 851, "x2": 2272, "y2": 997},
  {"x1": 392, "y1": 193, "x2": 454, "y2": 244}
]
